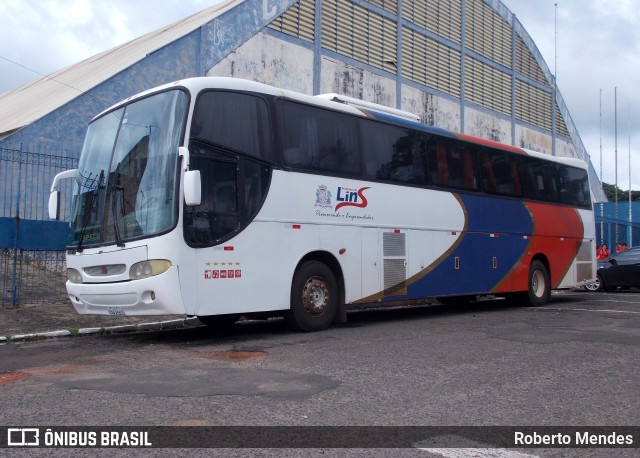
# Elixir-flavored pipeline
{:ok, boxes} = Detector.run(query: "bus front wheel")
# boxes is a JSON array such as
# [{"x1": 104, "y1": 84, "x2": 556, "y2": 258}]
[
  {"x1": 525, "y1": 260, "x2": 551, "y2": 307},
  {"x1": 285, "y1": 261, "x2": 338, "y2": 332}
]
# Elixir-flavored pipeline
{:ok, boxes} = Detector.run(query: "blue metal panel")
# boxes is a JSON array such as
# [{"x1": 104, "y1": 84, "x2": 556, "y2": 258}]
[
  {"x1": 0, "y1": 217, "x2": 14, "y2": 247},
  {"x1": 0, "y1": 217, "x2": 69, "y2": 250}
]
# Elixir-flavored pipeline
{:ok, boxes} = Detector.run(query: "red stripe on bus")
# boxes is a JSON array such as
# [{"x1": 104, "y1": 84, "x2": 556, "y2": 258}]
[{"x1": 454, "y1": 133, "x2": 525, "y2": 154}]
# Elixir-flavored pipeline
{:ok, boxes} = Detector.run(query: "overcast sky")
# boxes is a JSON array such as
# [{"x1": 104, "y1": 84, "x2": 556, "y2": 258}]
[{"x1": 0, "y1": 0, "x2": 637, "y2": 190}]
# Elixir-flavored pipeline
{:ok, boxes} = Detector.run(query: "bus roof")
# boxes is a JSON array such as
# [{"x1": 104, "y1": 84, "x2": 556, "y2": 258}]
[
  {"x1": 92, "y1": 76, "x2": 366, "y2": 121},
  {"x1": 314, "y1": 93, "x2": 421, "y2": 122},
  {"x1": 93, "y1": 76, "x2": 588, "y2": 170},
  {"x1": 521, "y1": 148, "x2": 588, "y2": 169}
]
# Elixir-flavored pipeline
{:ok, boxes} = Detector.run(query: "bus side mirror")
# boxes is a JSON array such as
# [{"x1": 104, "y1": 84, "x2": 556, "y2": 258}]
[
  {"x1": 48, "y1": 191, "x2": 61, "y2": 220},
  {"x1": 49, "y1": 168, "x2": 77, "y2": 220},
  {"x1": 184, "y1": 170, "x2": 202, "y2": 206}
]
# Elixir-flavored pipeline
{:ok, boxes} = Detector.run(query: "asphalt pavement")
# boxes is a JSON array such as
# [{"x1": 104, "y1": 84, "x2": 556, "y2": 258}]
[{"x1": 1, "y1": 290, "x2": 638, "y2": 456}]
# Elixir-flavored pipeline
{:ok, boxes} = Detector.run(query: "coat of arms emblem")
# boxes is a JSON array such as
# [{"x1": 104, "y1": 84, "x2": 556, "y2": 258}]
[{"x1": 315, "y1": 185, "x2": 332, "y2": 208}]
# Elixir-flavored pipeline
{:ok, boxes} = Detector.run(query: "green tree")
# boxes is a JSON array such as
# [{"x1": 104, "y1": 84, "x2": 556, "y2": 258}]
[{"x1": 601, "y1": 182, "x2": 640, "y2": 201}]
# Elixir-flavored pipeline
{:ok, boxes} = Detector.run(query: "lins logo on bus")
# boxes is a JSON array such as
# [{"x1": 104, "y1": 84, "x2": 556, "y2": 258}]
[{"x1": 315, "y1": 185, "x2": 370, "y2": 212}]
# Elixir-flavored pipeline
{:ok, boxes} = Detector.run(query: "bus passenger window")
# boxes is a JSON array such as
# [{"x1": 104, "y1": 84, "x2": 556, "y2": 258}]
[
  {"x1": 282, "y1": 116, "x2": 318, "y2": 168},
  {"x1": 481, "y1": 151, "x2": 520, "y2": 196},
  {"x1": 425, "y1": 140, "x2": 478, "y2": 191},
  {"x1": 463, "y1": 147, "x2": 478, "y2": 190},
  {"x1": 523, "y1": 159, "x2": 560, "y2": 203},
  {"x1": 436, "y1": 142, "x2": 450, "y2": 186},
  {"x1": 361, "y1": 120, "x2": 425, "y2": 184},
  {"x1": 559, "y1": 166, "x2": 590, "y2": 207},
  {"x1": 511, "y1": 159, "x2": 522, "y2": 195},
  {"x1": 438, "y1": 142, "x2": 478, "y2": 191},
  {"x1": 280, "y1": 101, "x2": 360, "y2": 175},
  {"x1": 481, "y1": 153, "x2": 497, "y2": 193},
  {"x1": 360, "y1": 121, "x2": 396, "y2": 180},
  {"x1": 191, "y1": 91, "x2": 271, "y2": 160},
  {"x1": 316, "y1": 111, "x2": 359, "y2": 174}
]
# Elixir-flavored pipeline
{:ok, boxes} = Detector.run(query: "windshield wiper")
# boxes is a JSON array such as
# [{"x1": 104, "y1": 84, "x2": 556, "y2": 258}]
[
  {"x1": 76, "y1": 170, "x2": 105, "y2": 252},
  {"x1": 111, "y1": 181, "x2": 126, "y2": 248},
  {"x1": 76, "y1": 190, "x2": 96, "y2": 253}
]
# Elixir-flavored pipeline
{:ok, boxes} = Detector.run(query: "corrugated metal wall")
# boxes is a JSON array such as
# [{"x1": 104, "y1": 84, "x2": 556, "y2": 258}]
[{"x1": 268, "y1": 0, "x2": 570, "y2": 138}]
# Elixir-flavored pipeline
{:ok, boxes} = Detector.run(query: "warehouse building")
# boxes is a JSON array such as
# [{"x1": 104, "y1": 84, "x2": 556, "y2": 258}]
[
  {"x1": 0, "y1": 0, "x2": 604, "y2": 243},
  {"x1": 0, "y1": 0, "x2": 599, "y2": 186}
]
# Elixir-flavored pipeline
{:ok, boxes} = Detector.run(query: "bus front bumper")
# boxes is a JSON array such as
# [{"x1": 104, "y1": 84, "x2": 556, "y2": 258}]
[{"x1": 65, "y1": 266, "x2": 186, "y2": 316}]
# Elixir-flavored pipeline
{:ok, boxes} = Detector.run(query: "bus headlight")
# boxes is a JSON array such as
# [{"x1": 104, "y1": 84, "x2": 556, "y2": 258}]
[
  {"x1": 129, "y1": 260, "x2": 172, "y2": 280},
  {"x1": 67, "y1": 268, "x2": 83, "y2": 284}
]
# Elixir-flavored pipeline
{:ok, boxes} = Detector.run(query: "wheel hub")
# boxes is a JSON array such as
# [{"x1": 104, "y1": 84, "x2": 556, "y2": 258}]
[
  {"x1": 532, "y1": 270, "x2": 545, "y2": 298},
  {"x1": 302, "y1": 276, "x2": 329, "y2": 316}
]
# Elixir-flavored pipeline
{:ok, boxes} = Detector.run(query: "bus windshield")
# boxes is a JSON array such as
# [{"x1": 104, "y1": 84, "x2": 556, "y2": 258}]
[{"x1": 68, "y1": 89, "x2": 188, "y2": 248}]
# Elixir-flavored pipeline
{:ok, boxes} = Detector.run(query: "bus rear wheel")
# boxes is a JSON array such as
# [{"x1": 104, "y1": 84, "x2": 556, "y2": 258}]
[
  {"x1": 285, "y1": 261, "x2": 338, "y2": 332},
  {"x1": 524, "y1": 260, "x2": 551, "y2": 307}
]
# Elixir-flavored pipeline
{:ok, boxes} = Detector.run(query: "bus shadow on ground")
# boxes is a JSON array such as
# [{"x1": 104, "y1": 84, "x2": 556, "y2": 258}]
[
  {"x1": 115, "y1": 296, "x2": 544, "y2": 345},
  {"x1": 343, "y1": 297, "x2": 520, "y2": 325}
]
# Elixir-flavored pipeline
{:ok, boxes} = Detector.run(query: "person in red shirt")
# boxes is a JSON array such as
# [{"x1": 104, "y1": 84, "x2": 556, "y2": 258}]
[{"x1": 597, "y1": 244, "x2": 610, "y2": 260}]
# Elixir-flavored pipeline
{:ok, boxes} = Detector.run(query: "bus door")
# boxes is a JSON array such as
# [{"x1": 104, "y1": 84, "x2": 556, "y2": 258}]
[{"x1": 360, "y1": 228, "x2": 381, "y2": 300}]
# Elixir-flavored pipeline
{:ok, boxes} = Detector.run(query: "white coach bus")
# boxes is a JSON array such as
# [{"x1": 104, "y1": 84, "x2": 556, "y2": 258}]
[{"x1": 50, "y1": 77, "x2": 595, "y2": 331}]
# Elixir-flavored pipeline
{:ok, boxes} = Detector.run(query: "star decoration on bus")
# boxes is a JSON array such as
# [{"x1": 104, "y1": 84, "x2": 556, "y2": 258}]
[{"x1": 204, "y1": 261, "x2": 241, "y2": 267}]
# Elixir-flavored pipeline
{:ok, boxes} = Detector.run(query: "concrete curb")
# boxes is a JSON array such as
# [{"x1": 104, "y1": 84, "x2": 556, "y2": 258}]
[{"x1": 1, "y1": 317, "x2": 200, "y2": 343}]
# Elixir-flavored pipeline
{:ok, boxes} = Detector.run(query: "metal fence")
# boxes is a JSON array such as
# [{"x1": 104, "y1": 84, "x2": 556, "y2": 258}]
[
  {"x1": 594, "y1": 202, "x2": 640, "y2": 250},
  {"x1": 0, "y1": 146, "x2": 78, "y2": 306}
]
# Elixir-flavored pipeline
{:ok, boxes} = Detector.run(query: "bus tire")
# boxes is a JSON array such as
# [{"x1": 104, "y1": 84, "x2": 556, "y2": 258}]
[
  {"x1": 285, "y1": 261, "x2": 338, "y2": 332},
  {"x1": 525, "y1": 260, "x2": 551, "y2": 307}
]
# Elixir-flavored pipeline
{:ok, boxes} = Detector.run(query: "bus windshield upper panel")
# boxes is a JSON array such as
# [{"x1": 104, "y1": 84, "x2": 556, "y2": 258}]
[{"x1": 68, "y1": 89, "x2": 188, "y2": 248}]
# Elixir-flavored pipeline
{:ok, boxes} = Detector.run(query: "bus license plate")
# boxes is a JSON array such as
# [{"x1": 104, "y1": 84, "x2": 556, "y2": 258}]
[{"x1": 107, "y1": 307, "x2": 126, "y2": 316}]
